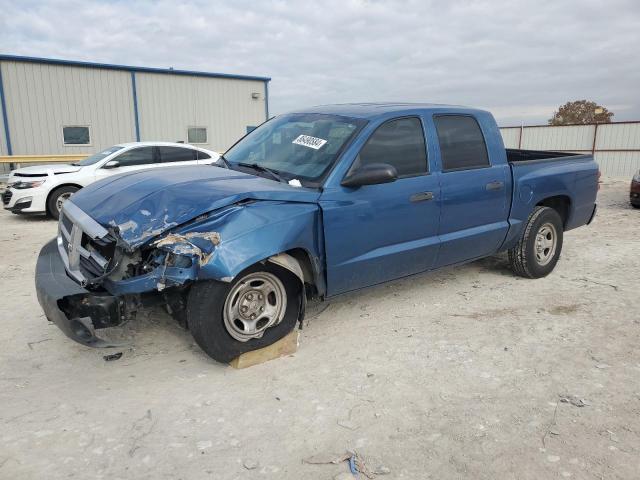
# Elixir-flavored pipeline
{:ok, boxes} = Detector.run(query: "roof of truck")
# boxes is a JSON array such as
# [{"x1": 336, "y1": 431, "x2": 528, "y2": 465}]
[{"x1": 294, "y1": 102, "x2": 486, "y2": 119}]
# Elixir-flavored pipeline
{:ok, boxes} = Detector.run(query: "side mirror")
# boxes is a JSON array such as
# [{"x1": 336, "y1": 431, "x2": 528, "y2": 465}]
[
  {"x1": 341, "y1": 163, "x2": 398, "y2": 188},
  {"x1": 103, "y1": 160, "x2": 120, "y2": 169}
]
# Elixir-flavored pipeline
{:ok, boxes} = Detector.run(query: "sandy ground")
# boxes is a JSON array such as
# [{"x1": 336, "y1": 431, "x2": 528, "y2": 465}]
[{"x1": 0, "y1": 179, "x2": 638, "y2": 480}]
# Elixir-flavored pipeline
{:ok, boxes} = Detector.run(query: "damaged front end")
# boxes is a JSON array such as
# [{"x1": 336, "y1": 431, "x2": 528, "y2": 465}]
[
  {"x1": 36, "y1": 190, "x2": 323, "y2": 348},
  {"x1": 36, "y1": 201, "x2": 224, "y2": 346}
]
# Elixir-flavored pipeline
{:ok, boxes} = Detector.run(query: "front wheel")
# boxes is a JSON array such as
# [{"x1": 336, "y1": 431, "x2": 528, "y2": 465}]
[
  {"x1": 508, "y1": 206, "x2": 564, "y2": 279},
  {"x1": 187, "y1": 263, "x2": 302, "y2": 363},
  {"x1": 47, "y1": 185, "x2": 79, "y2": 219}
]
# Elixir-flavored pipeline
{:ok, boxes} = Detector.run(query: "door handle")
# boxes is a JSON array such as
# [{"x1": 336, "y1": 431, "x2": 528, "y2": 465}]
[
  {"x1": 486, "y1": 181, "x2": 504, "y2": 191},
  {"x1": 410, "y1": 191, "x2": 434, "y2": 202}
]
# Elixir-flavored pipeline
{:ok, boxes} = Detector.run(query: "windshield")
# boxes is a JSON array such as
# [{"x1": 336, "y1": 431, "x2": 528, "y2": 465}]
[
  {"x1": 72, "y1": 146, "x2": 124, "y2": 166},
  {"x1": 224, "y1": 113, "x2": 366, "y2": 184}
]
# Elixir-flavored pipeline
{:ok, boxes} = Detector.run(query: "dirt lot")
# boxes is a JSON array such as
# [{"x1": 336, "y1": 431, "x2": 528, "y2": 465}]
[{"x1": 0, "y1": 179, "x2": 638, "y2": 479}]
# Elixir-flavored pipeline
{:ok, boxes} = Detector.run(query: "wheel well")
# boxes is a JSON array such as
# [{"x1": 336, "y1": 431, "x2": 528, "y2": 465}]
[
  {"x1": 276, "y1": 248, "x2": 324, "y2": 299},
  {"x1": 46, "y1": 183, "x2": 82, "y2": 208},
  {"x1": 283, "y1": 248, "x2": 315, "y2": 283},
  {"x1": 537, "y1": 195, "x2": 571, "y2": 228}
]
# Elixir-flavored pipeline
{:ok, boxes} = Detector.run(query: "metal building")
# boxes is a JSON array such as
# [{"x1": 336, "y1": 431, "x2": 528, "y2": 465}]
[{"x1": 0, "y1": 54, "x2": 270, "y2": 158}]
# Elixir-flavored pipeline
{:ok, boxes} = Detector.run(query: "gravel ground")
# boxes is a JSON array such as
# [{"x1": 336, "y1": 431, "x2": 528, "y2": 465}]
[{"x1": 0, "y1": 179, "x2": 638, "y2": 479}]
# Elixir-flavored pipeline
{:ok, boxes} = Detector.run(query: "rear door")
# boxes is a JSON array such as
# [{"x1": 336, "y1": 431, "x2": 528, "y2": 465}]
[
  {"x1": 320, "y1": 116, "x2": 441, "y2": 295},
  {"x1": 157, "y1": 146, "x2": 199, "y2": 166},
  {"x1": 195, "y1": 149, "x2": 215, "y2": 165},
  {"x1": 433, "y1": 114, "x2": 510, "y2": 267}
]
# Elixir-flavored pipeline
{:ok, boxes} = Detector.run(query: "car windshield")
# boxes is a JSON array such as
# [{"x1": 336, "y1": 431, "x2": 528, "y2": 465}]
[
  {"x1": 224, "y1": 113, "x2": 366, "y2": 185},
  {"x1": 71, "y1": 146, "x2": 124, "y2": 166}
]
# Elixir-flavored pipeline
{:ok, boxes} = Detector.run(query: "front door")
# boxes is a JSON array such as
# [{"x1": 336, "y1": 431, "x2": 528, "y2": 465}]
[
  {"x1": 95, "y1": 146, "x2": 160, "y2": 179},
  {"x1": 320, "y1": 116, "x2": 441, "y2": 296}
]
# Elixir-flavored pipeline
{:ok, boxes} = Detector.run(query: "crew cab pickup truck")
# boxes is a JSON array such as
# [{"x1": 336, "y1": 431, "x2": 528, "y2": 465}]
[{"x1": 35, "y1": 103, "x2": 599, "y2": 362}]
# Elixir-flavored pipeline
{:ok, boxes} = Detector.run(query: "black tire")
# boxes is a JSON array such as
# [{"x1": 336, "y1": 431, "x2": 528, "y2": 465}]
[
  {"x1": 632, "y1": 202, "x2": 640, "y2": 209},
  {"x1": 187, "y1": 263, "x2": 302, "y2": 363},
  {"x1": 508, "y1": 206, "x2": 564, "y2": 279},
  {"x1": 47, "y1": 185, "x2": 79, "y2": 219}
]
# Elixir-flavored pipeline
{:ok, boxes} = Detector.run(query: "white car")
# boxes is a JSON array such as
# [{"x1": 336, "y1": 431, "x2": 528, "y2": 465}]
[{"x1": 2, "y1": 142, "x2": 219, "y2": 219}]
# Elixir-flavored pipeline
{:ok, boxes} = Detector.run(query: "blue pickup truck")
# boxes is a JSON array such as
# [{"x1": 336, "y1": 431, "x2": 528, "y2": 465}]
[{"x1": 36, "y1": 103, "x2": 599, "y2": 362}]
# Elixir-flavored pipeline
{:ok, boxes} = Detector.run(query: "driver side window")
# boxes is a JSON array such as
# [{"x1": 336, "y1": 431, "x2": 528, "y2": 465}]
[{"x1": 352, "y1": 117, "x2": 428, "y2": 177}]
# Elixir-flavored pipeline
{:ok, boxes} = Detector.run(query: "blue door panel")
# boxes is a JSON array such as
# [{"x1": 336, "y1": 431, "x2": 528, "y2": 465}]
[
  {"x1": 436, "y1": 166, "x2": 509, "y2": 267},
  {"x1": 321, "y1": 173, "x2": 441, "y2": 296}
]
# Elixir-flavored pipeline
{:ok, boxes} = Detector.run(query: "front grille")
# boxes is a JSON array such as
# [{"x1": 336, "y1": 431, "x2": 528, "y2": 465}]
[
  {"x1": 58, "y1": 202, "x2": 116, "y2": 285},
  {"x1": 2, "y1": 189, "x2": 12, "y2": 205}
]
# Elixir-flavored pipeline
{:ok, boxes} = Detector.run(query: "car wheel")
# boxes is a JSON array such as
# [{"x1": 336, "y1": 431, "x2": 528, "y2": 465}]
[
  {"x1": 187, "y1": 263, "x2": 302, "y2": 363},
  {"x1": 47, "y1": 186, "x2": 79, "y2": 220},
  {"x1": 508, "y1": 206, "x2": 564, "y2": 279}
]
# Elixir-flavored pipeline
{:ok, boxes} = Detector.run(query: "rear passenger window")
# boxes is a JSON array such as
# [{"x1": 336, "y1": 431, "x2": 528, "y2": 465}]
[
  {"x1": 114, "y1": 147, "x2": 156, "y2": 167},
  {"x1": 434, "y1": 115, "x2": 489, "y2": 171},
  {"x1": 353, "y1": 117, "x2": 427, "y2": 177},
  {"x1": 158, "y1": 146, "x2": 197, "y2": 162},
  {"x1": 196, "y1": 150, "x2": 211, "y2": 160}
]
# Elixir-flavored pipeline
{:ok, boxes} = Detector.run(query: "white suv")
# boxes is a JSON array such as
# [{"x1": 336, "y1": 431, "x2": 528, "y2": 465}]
[{"x1": 2, "y1": 142, "x2": 219, "y2": 219}]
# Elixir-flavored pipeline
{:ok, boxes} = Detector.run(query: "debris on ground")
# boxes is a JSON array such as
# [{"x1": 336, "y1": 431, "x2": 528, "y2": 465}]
[
  {"x1": 103, "y1": 352, "x2": 123, "y2": 362},
  {"x1": 27, "y1": 338, "x2": 51, "y2": 350},
  {"x1": 337, "y1": 419, "x2": 359, "y2": 430},
  {"x1": 304, "y1": 451, "x2": 390, "y2": 478},
  {"x1": 559, "y1": 394, "x2": 589, "y2": 407},
  {"x1": 303, "y1": 452, "x2": 351, "y2": 465},
  {"x1": 243, "y1": 458, "x2": 259, "y2": 470}
]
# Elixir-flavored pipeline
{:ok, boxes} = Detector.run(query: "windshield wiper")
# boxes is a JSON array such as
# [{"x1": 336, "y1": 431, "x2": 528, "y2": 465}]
[
  {"x1": 237, "y1": 162, "x2": 285, "y2": 183},
  {"x1": 216, "y1": 154, "x2": 231, "y2": 169}
]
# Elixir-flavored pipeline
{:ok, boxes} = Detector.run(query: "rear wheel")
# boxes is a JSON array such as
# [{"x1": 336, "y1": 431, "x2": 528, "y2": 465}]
[
  {"x1": 508, "y1": 206, "x2": 564, "y2": 278},
  {"x1": 47, "y1": 186, "x2": 79, "y2": 219},
  {"x1": 187, "y1": 263, "x2": 302, "y2": 363}
]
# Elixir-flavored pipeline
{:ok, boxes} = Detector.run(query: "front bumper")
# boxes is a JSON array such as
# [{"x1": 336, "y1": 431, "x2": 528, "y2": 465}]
[
  {"x1": 35, "y1": 238, "x2": 127, "y2": 347},
  {"x1": 3, "y1": 186, "x2": 48, "y2": 213}
]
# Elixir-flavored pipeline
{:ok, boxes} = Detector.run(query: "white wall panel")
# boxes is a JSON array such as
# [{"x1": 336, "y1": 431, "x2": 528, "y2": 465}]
[
  {"x1": 0, "y1": 60, "x2": 136, "y2": 154},
  {"x1": 500, "y1": 127, "x2": 520, "y2": 148},
  {"x1": 595, "y1": 152, "x2": 640, "y2": 177},
  {"x1": 520, "y1": 125, "x2": 595, "y2": 151},
  {"x1": 500, "y1": 123, "x2": 640, "y2": 177},
  {"x1": 595, "y1": 123, "x2": 640, "y2": 150},
  {"x1": 135, "y1": 72, "x2": 266, "y2": 152}
]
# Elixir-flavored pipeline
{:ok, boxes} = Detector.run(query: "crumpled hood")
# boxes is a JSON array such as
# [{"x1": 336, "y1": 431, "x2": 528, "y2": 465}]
[{"x1": 69, "y1": 165, "x2": 320, "y2": 248}]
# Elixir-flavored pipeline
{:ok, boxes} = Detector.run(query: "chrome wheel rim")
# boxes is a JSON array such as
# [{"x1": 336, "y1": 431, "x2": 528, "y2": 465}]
[
  {"x1": 56, "y1": 192, "x2": 73, "y2": 212},
  {"x1": 535, "y1": 222, "x2": 557, "y2": 266},
  {"x1": 223, "y1": 272, "x2": 287, "y2": 342}
]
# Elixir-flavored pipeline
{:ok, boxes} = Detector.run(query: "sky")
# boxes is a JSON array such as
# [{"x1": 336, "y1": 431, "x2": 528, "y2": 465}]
[{"x1": 1, "y1": 0, "x2": 639, "y2": 126}]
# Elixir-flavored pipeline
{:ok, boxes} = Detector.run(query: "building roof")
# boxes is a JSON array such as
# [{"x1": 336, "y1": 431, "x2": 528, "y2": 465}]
[
  {"x1": 294, "y1": 102, "x2": 481, "y2": 119},
  {"x1": 0, "y1": 54, "x2": 270, "y2": 83}
]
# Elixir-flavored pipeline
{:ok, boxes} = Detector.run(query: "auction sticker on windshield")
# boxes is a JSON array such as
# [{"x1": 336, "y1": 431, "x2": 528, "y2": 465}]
[{"x1": 292, "y1": 135, "x2": 327, "y2": 150}]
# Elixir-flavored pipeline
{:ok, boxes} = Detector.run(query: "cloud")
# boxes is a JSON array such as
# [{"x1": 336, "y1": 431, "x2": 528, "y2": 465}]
[{"x1": 1, "y1": 0, "x2": 638, "y2": 125}]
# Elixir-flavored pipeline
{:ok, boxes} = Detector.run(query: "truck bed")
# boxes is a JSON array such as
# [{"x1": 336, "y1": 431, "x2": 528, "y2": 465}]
[{"x1": 506, "y1": 148, "x2": 586, "y2": 164}]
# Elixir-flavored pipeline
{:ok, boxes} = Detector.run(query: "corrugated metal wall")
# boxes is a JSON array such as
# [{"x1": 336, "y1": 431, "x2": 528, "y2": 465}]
[
  {"x1": 0, "y1": 58, "x2": 267, "y2": 160},
  {"x1": 500, "y1": 123, "x2": 640, "y2": 177},
  {"x1": 0, "y1": 60, "x2": 136, "y2": 155},
  {"x1": 135, "y1": 73, "x2": 266, "y2": 152}
]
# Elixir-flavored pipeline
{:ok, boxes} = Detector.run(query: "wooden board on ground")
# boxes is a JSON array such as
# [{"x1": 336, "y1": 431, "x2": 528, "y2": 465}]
[{"x1": 229, "y1": 330, "x2": 299, "y2": 369}]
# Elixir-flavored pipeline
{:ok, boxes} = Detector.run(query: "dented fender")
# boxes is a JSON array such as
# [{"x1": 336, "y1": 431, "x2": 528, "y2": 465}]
[{"x1": 105, "y1": 200, "x2": 325, "y2": 296}]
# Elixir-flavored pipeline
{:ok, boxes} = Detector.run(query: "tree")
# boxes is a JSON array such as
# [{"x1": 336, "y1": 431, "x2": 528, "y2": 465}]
[{"x1": 548, "y1": 100, "x2": 613, "y2": 125}]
